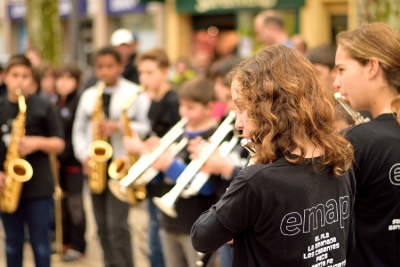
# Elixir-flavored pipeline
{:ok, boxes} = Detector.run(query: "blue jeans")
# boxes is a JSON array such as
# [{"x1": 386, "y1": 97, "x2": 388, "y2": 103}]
[
  {"x1": 1, "y1": 196, "x2": 53, "y2": 267},
  {"x1": 218, "y1": 244, "x2": 232, "y2": 267},
  {"x1": 148, "y1": 199, "x2": 165, "y2": 267}
]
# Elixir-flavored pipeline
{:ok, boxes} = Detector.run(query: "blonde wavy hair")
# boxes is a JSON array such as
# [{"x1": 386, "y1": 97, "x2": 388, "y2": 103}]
[
  {"x1": 230, "y1": 45, "x2": 353, "y2": 176},
  {"x1": 337, "y1": 22, "x2": 400, "y2": 123}
]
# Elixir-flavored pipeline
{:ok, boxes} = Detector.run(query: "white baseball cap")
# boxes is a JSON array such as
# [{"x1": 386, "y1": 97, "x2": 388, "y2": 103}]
[{"x1": 110, "y1": 28, "x2": 136, "y2": 46}]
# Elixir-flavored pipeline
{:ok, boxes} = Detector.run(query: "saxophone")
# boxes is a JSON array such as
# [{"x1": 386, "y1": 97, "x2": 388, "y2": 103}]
[
  {"x1": 87, "y1": 81, "x2": 113, "y2": 194},
  {"x1": 108, "y1": 86, "x2": 146, "y2": 205},
  {"x1": 0, "y1": 89, "x2": 34, "y2": 213}
]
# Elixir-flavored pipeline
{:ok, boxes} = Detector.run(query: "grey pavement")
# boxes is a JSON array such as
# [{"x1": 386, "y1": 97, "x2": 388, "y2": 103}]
[{"x1": 0, "y1": 183, "x2": 150, "y2": 267}]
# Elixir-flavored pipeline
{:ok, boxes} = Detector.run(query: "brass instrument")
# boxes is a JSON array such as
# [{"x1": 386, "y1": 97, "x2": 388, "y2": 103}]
[
  {"x1": 153, "y1": 111, "x2": 236, "y2": 218},
  {"x1": 334, "y1": 92, "x2": 370, "y2": 124},
  {"x1": 108, "y1": 86, "x2": 146, "y2": 204},
  {"x1": 108, "y1": 118, "x2": 188, "y2": 203},
  {"x1": 241, "y1": 138, "x2": 256, "y2": 166},
  {"x1": 49, "y1": 153, "x2": 63, "y2": 261},
  {"x1": 181, "y1": 133, "x2": 239, "y2": 198},
  {"x1": 87, "y1": 81, "x2": 113, "y2": 194},
  {"x1": 0, "y1": 89, "x2": 33, "y2": 213}
]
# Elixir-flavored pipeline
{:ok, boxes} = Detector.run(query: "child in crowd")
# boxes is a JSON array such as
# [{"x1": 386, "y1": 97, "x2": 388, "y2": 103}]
[
  {"x1": 0, "y1": 55, "x2": 65, "y2": 267},
  {"x1": 149, "y1": 77, "x2": 218, "y2": 267},
  {"x1": 54, "y1": 64, "x2": 86, "y2": 261},
  {"x1": 72, "y1": 46, "x2": 151, "y2": 267},
  {"x1": 124, "y1": 48, "x2": 181, "y2": 267}
]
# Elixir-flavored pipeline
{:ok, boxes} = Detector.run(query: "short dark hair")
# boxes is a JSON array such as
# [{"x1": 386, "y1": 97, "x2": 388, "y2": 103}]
[
  {"x1": 178, "y1": 76, "x2": 216, "y2": 105},
  {"x1": 209, "y1": 56, "x2": 240, "y2": 86},
  {"x1": 55, "y1": 63, "x2": 82, "y2": 85},
  {"x1": 5, "y1": 54, "x2": 32, "y2": 72},
  {"x1": 136, "y1": 48, "x2": 169, "y2": 69},
  {"x1": 94, "y1": 46, "x2": 122, "y2": 64},
  {"x1": 306, "y1": 44, "x2": 336, "y2": 70}
]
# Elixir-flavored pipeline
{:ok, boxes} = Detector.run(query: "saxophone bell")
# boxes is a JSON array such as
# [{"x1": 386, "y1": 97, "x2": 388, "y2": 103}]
[{"x1": 7, "y1": 158, "x2": 33, "y2": 182}]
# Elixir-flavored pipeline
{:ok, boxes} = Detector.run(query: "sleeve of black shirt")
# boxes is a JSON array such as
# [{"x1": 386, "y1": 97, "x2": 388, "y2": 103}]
[{"x1": 191, "y1": 206, "x2": 236, "y2": 253}]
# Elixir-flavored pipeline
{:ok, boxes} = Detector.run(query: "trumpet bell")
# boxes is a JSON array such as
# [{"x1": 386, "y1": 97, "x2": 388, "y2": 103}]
[
  {"x1": 8, "y1": 158, "x2": 33, "y2": 182},
  {"x1": 108, "y1": 156, "x2": 130, "y2": 180},
  {"x1": 88, "y1": 140, "x2": 113, "y2": 162},
  {"x1": 108, "y1": 179, "x2": 129, "y2": 202},
  {"x1": 108, "y1": 180, "x2": 147, "y2": 205},
  {"x1": 153, "y1": 196, "x2": 178, "y2": 218}
]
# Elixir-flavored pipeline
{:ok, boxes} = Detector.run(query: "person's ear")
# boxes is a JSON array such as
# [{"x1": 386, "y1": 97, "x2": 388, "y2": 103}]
[{"x1": 367, "y1": 58, "x2": 380, "y2": 80}]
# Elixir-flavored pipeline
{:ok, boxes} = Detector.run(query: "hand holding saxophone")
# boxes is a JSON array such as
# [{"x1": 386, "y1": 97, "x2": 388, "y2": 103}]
[
  {"x1": 0, "y1": 171, "x2": 5, "y2": 194},
  {"x1": 18, "y1": 136, "x2": 39, "y2": 156},
  {"x1": 98, "y1": 120, "x2": 120, "y2": 138}
]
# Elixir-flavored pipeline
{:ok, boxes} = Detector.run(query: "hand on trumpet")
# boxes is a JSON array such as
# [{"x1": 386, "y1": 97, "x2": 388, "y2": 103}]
[
  {"x1": 99, "y1": 120, "x2": 120, "y2": 139},
  {"x1": 0, "y1": 171, "x2": 5, "y2": 194},
  {"x1": 151, "y1": 148, "x2": 174, "y2": 172},
  {"x1": 188, "y1": 136, "x2": 234, "y2": 177}
]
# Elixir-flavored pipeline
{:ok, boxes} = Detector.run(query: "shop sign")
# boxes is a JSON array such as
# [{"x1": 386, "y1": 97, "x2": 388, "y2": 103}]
[
  {"x1": 177, "y1": 0, "x2": 305, "y2": 13},
  {"x1": 106, "y1": 0, "x2": 146, "y2": 15},
  {"x1": 8, "y1": 0, "x2": 87, "y2": 21}
]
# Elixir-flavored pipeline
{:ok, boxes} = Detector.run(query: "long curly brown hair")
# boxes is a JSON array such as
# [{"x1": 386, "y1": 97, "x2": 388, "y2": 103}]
[{"x1": 230, "y1": 45, "x2": 353, "y2": 176}]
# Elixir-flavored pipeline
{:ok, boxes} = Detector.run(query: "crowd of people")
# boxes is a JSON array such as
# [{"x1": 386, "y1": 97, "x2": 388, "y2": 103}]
[{"x1": 0, "y1": 9, "x2": 398, "y2": 267}]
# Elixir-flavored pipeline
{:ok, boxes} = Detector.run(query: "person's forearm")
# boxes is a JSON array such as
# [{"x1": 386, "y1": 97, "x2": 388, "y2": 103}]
[
  {"x1": 191, "y1": 206, "x2": 236, "y2": 253},
  {"x1": 34, "y1": 136, "x2": 65, "y2": 155}
]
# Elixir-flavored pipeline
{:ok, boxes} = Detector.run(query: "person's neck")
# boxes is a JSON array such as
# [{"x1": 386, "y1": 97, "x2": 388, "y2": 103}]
[
  {"x1": 154, "y1": 82, "x2": 170, "y2": 101},
  {"x1": 291, "y1": 140, "x2": 324, "y2": 158},
  {"x1": 367, "y1": 86, "x2": 398, "y2": 118},
  {"x1": 186, "y1": 118, "x2": 214, "y2": 132}
]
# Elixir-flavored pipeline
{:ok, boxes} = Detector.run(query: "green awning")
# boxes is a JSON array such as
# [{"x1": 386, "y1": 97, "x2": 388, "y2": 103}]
[{"x1": 177, "y1": 0, "x2": 305, "y2": 14}]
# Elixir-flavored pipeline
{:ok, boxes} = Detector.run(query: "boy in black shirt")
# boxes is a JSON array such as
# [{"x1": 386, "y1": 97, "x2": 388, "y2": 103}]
[
  {"x1": 150, "y1": 77, "x2": 218, "y2": 267},
  {"x1": 191, "y1": 45, "x2": 356, "y2": 267},
  {"x1": 55, "y1": 64, "x2": 86, "y2": 261},
  {"x1": 0, "y1": 55, "x2": 65, "y2": 267},
  {"x1": 124, "y1": 48, "x2": 180, "y2": 267}
]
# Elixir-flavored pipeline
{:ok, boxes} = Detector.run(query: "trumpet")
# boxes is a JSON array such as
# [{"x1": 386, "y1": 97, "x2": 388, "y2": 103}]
[
  {"x1": 334, "y1": 92, "x2": 370, "y2": 124},
  {"x1": 180, "y1": 134, "x2": 239, "y2": 198},
  {"x1": 108, "y1": 118, "x2": 188, "y2": 203},
  {"x1": 153, "y1": 111, "x2": 236, "y2": 218}
]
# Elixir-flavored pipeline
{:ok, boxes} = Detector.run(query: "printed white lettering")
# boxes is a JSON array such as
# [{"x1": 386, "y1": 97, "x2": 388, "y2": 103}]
[
  {"x1": 280, "y1": 212, "x2": 302, "y2": 236},
  {"x1": 110, "y1": 0, "x2": 137, "y2": 12},
  {"x1": 389, "y1": 163, "x2": 400, "y2": 186},
  {"x1": 280, "y1": 196, "x2": 349, "y2": 236},
  {"x1": 339, "y1": 196, "x2": 349, "y2": 228}
]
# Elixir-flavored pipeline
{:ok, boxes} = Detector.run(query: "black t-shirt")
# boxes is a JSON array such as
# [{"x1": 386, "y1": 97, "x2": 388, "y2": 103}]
[
  {"x1": 0, "y1": 94, "x2": 64, "y2": 200},
  {"x1": 344, "y1": 114, "x2": 400, "y2": 267},
  {"x1": 192, "y1": 157, "x2": 356, "y2": 267},
  {"x1": 57, "y1": 91, "x2": 81, "y2": 167},
  {"x1": 148, "y1": 90, "x2": 180, "y2": 138},
  {"x1": 146, "y1": 89, "x2": 181, "y2": 197}
]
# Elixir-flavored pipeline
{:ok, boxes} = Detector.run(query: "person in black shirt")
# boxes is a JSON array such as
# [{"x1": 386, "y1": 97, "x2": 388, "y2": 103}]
[
  {"x1": 0, "y1": 55, "x2": 65, "y2": 267},
  {"x1": 54, "y1": 64, "x2": 86, "y2": 261},
  {"x1": 191, "y1": 45, "x2": 356, "y2": 267},
  {"x1": 124, "y1": 48, "x2": 179, "y2": 267},
  {"x1": 334, "y1": 23, "x2": 400, "y2": 267}
]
